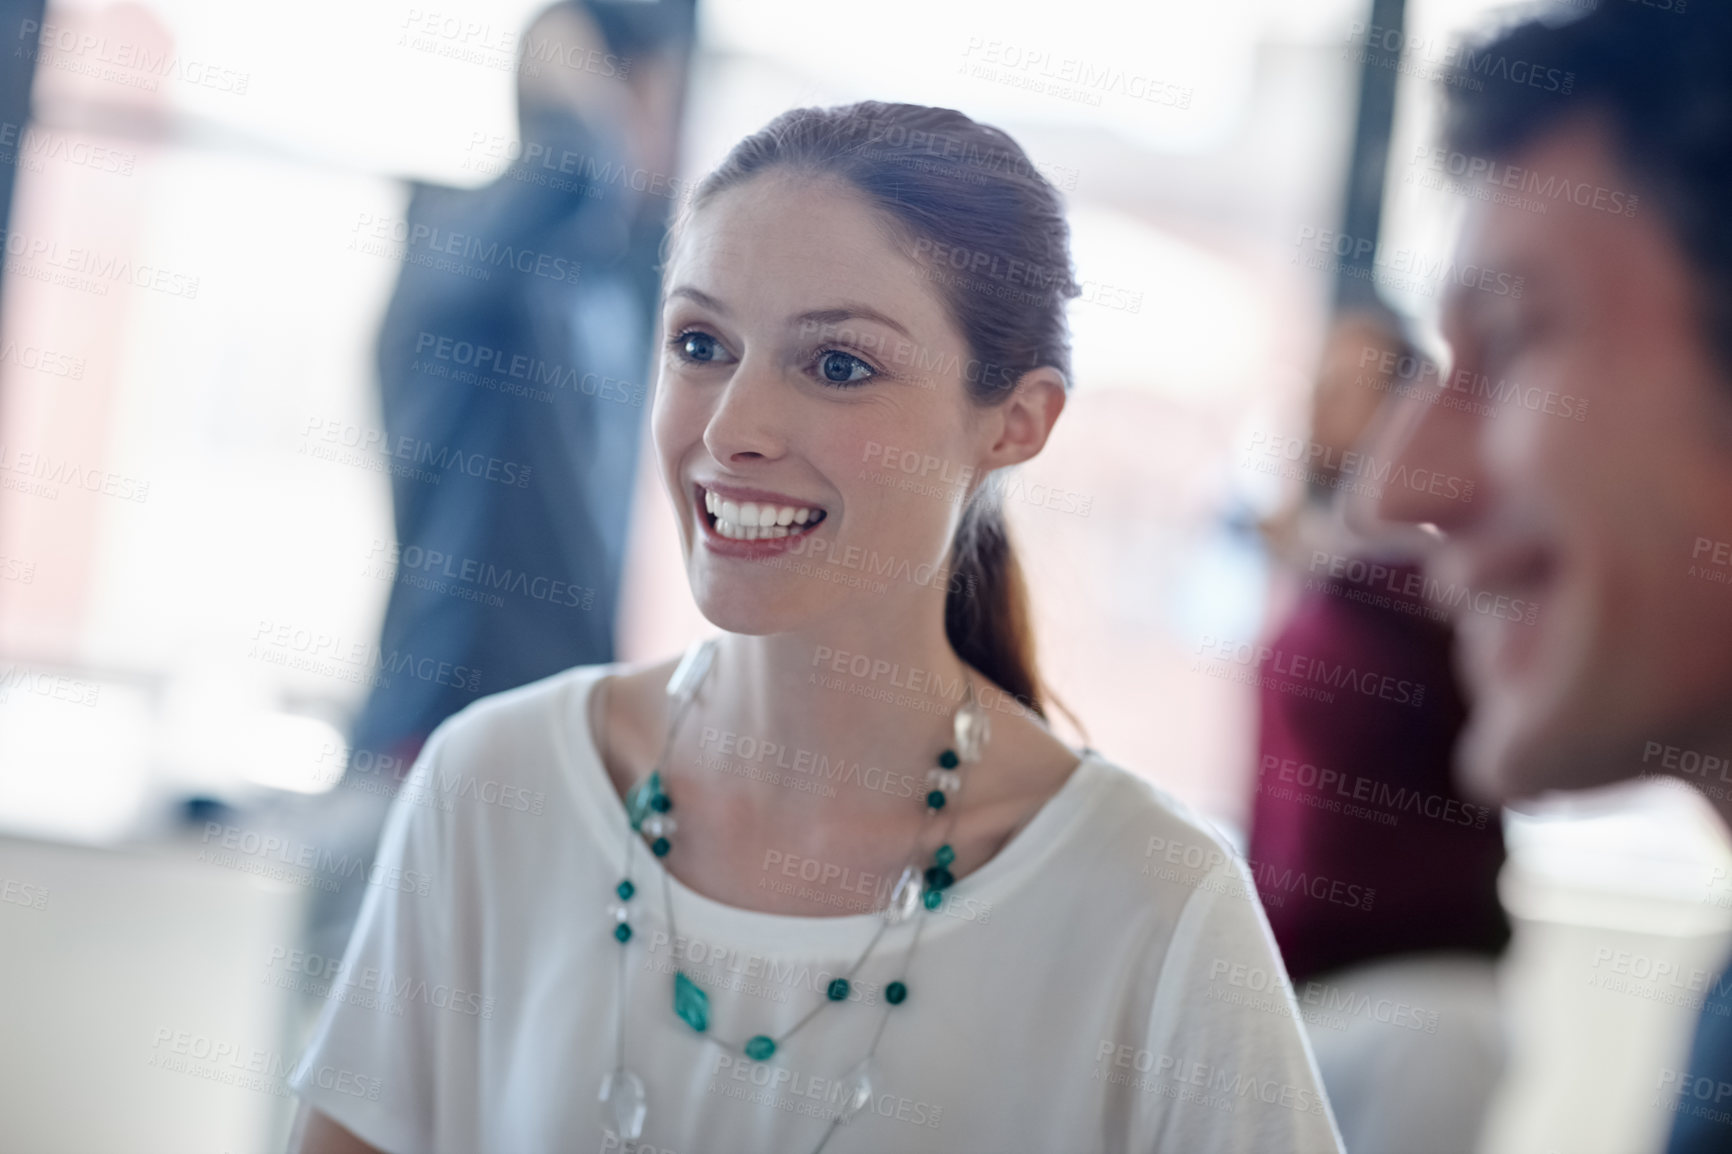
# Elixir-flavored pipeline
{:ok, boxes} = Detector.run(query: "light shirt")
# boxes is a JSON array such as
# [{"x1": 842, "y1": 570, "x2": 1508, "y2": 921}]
[{"x1": 289, "y1": 663, "x2": 1345, "y2": 1153}]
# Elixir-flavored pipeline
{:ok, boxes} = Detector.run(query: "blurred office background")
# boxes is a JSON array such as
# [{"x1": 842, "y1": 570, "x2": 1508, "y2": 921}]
[{"x1": 1, "y1": 0, "x2": 1729, "y2": 1151}]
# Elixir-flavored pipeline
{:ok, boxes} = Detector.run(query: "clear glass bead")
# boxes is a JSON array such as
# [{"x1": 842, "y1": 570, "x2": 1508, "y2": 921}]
[
  {"x1": 643, "y1": 813, "x2": 676, "y2": 839},
  {"x1": 610, "y1": 903, "x2": 631, "y2": 923},
  {"x1": 836, "y1": 1055, "x2": 876, "y2": 1122},
  {"x1": 925, "y1": 768, "x2": 961, "y2": 794},
  {"x1": 884, "y1": 865, "x2": 923, "y2": 924},
  {"x1": 666, "y1": 637, "x2": 718, "y2": 710},
  {"x1": 953, "y1": 700, "x2": 990, "y2": 762},
  {"x1": 599, "y1": 1067, "x2": 647, "y2": 1140}
]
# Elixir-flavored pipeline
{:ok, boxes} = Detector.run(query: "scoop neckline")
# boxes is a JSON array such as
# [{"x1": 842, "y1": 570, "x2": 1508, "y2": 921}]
[{"x1": 553, "y1": 661, "x2": 1105, "y2": 955}]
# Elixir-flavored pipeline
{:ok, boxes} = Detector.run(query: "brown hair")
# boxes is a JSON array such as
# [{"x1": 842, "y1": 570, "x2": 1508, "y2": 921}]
[{"x1": 677, "y1": 101, "x2": 1079, "y2": 721}]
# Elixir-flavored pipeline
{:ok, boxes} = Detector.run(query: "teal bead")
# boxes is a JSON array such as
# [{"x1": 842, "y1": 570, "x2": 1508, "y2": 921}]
[
  {"x1": 744, "y1": 1035, "x2": 776, "y2": 1061},
  {"x1": 938, "y1": 749, "x2": 959, "y2": 769},
  {"x1": 926, "y1": 790, "x2": 946, "y2": 810},
  {"x1": 616, "y1": 879, "x2": 635, "y2": 901},
  {"x1": 923, "y1": 865, "x2": 953, "y2": 890},
  {"x1": 674, "y1": 971, "x2": 709, "y2": 1032},
  {"x1": 827, "y1": 978, "x2": 850, "y2": 1001},
  {"x1": 885, "y1": 981, "x2": 907, "y2": 1005},
  {"x1": 922, "y1": 888, "x2": 943, "y2": 910},
  {"x1": 652, "y1": 836, "x2": 671, "y2": 857},
  {"x1": 650, "y1": 794, "x2": 672, "y2": 813},
  {"x1": 625, "y1": 770, "x2": 663, "y2": 831},
  {"x1": 934, "y1": 844, "x2": 955, "y2": 868},
  {"x1": 614, "y1": 923, "x2": 632, "y2": 943}
]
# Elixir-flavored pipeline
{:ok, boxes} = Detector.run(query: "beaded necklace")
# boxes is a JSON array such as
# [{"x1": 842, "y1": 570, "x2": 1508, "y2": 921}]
[{"x1": 598, "y1": 638, "x2": 990, "y2": 1152}]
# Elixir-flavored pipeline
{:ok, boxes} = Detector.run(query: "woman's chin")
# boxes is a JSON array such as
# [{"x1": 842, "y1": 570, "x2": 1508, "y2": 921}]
[{"x1": 693, "y1": 588, "x2": 813, "y2": 637}]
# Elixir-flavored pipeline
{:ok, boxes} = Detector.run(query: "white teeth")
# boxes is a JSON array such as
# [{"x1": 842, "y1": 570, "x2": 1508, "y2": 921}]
[
  {"x1": 700, "y1": 487, "x2": 823, "y2": 540},
  {"x1": 710, "y1": 517, "x2": 794, "y2": 540}
]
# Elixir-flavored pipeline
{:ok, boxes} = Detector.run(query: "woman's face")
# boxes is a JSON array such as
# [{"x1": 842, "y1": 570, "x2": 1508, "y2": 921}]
[{"x1": 652, "y1": 171, "x2": 1028, "y2": 637}]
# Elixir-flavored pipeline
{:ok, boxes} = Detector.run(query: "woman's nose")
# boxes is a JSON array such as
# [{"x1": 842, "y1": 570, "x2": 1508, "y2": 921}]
[{"x1": 701, "y1": 355, "x2": 787, "y2": 464}]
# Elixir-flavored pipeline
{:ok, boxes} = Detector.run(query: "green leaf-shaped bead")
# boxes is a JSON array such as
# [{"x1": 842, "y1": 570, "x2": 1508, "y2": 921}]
[
  {"x1": 674, "y1": 971, "x2": 709, "y2": 1032},
  {"x1": 625, "y1": 771, "x2": 663, "y2": 831}
]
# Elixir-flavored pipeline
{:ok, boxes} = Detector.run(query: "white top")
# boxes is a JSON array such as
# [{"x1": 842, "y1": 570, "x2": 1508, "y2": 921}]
[{"x1": 289, "y1": 663, "x2": 1344, "y2": 1154}]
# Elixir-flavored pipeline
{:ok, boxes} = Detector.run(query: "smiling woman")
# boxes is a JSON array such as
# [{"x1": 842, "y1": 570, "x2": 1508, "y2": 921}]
[{"x1": 284, "y1": 101, "x2": 1344, "y2": 1154}]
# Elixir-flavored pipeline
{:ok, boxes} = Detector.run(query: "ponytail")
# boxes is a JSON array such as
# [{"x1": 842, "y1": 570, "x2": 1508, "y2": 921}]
[{"x1": 947, "y1": 497, "x2": 1043, "y2": 718}]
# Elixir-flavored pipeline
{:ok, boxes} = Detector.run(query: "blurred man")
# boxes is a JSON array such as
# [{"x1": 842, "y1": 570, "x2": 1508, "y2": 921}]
[
  {"x1": 304, "y1": 0, "x2": 694, "y2": 963},
  {"x1": 1357, "y1": 4, "x2": 1732, "y2": 1150},
  {"x1": 355, "y1": 0, "x2": 694, "y2": 773}
]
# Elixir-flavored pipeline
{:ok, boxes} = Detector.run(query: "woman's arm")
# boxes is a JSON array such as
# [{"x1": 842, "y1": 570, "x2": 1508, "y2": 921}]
[{"x1": 286, "y1": 1104, "x2": 387, "y2": 1154}]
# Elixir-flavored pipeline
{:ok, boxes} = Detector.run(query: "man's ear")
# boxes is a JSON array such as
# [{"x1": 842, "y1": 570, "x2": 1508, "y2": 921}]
[{"x1": 981, "y1": 366, "x2": 1068, "y2": 471}]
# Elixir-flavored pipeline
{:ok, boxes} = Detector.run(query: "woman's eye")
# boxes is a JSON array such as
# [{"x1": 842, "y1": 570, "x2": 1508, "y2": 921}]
[
  {"x1": 816, "y1": 350, "x2": 874, "y2": 385},
  {"x1": 675, "y1": 331, "x2": 726, "y2": 363}
]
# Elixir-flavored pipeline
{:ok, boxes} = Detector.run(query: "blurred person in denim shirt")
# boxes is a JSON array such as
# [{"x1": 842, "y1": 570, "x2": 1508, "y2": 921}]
[{"x1": 312, "y1": 0, "x2": 695, "y2": 960}]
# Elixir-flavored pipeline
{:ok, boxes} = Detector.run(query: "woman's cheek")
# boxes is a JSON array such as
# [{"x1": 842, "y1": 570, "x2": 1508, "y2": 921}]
[{"x1": 652, "y1": 376, "x2": 705, "y2": 467}]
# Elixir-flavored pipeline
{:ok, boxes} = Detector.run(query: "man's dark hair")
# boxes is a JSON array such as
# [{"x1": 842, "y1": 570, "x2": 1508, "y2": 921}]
[{"x1": 1442, "y1": 1, "x2": 1732, "y2": 376}]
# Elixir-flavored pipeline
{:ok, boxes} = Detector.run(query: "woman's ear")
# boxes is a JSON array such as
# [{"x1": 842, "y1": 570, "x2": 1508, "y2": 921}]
[{"x1": 982, "y1": 367, "x2": 1068, "y2": 470}]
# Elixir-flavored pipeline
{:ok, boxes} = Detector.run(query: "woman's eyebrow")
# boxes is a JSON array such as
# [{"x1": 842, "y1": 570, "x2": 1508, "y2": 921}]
[
  {"x1": 665, "y1": 288, "x2": 913, "y2": 342},
  {"x1": 666, "y1": 285, "x2": 727, "y2": 313},
  {"x1": 795, "y1": 306, "x2": 912, "y2": 340}
]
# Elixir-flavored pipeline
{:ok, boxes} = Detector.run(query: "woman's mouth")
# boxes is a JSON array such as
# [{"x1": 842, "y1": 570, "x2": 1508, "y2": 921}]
[{"x1": 697, "y1": 484, "x2": 828, "y2": 542}]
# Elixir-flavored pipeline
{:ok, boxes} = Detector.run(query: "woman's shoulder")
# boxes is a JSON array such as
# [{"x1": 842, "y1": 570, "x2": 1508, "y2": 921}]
[
  {"x1": 1064, "y1": 756, "x2": 1290, "y2": 990},
  {"x1": 418, "y1": 655, "x2": 683, "y2": 782},
  {"x1": 431, "y1": 662, "x2": 614, "y2": 750},
  {"x1": 1064, "y1": 751, "x2": 1250, "y2": 894}
]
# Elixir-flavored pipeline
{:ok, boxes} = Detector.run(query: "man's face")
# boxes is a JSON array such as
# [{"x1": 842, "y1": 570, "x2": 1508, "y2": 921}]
[{"x1": 1365, "y1": 118, "x2": 1732, "y2": 804}]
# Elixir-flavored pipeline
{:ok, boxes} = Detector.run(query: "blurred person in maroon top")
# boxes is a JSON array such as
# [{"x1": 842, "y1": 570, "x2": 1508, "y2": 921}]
[
  {"x1": 1249, "y1": 308, "x2": 1510, "y2": 1153},
  {"x1": 1252, "y1": 558, "x2": 1509, "y2": 981}
]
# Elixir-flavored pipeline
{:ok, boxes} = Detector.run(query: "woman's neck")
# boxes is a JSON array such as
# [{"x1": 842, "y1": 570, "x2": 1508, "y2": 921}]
[{"x1": 669, "y1": 624, "x2": 979, "y2": 824}]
